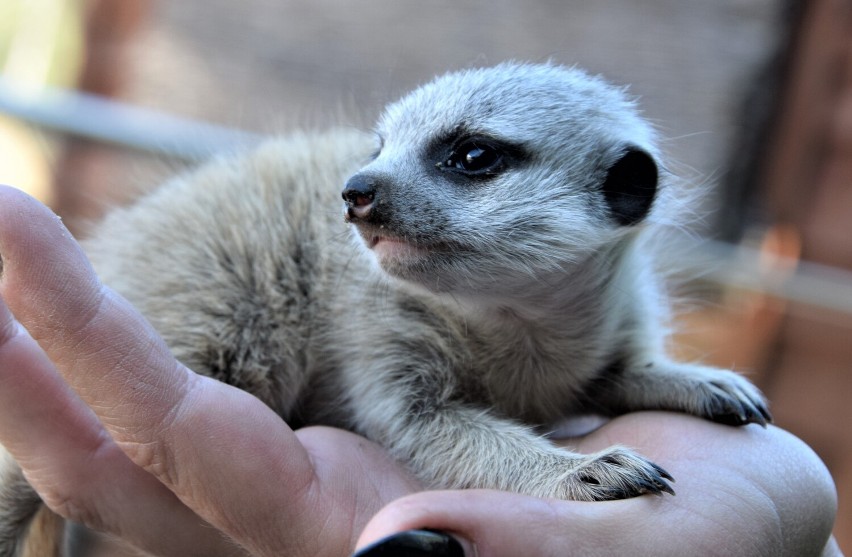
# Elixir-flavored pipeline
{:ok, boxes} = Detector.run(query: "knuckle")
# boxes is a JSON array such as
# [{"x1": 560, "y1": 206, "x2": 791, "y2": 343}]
[{"x1": 45, "y1": 493, "x2": 107, "y2": 533}]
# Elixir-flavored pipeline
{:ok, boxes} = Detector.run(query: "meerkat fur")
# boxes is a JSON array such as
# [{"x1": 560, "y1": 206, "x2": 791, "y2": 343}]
[{"x1": 0, "y1": 62, "x2": 770, "y2": 554}]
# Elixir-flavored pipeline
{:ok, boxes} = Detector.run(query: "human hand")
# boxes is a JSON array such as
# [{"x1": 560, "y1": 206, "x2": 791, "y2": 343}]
[{"x1": 0, "y1": 185, "x2": 422, "y2": 556}]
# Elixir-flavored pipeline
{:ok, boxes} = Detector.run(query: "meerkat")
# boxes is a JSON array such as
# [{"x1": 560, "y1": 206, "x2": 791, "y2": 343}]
[{"x1": 0, "y1": 62, "x2": 770, "y2": 554}]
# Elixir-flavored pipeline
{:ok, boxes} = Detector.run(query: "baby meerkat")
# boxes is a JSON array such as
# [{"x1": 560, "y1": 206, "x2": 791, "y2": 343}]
[{"x1": 0, "y1": 62, "x2": 770, "y2": 553}]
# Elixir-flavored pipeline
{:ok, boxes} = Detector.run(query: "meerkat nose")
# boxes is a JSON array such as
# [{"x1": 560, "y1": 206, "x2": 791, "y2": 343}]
[{"x1": 342, "y1": 174, "x2": 378, "y2": 220}]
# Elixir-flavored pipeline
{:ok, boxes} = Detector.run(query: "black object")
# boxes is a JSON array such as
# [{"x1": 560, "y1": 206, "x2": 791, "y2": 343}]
[{"x1": 352, "y1": 529, "x2": 465, "y2": 557}]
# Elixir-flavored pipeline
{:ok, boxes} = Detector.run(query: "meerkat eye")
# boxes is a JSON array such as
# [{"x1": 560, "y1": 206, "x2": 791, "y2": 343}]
[{"x1": 444, "y1": 140, "x2": 504, "y2": 176}]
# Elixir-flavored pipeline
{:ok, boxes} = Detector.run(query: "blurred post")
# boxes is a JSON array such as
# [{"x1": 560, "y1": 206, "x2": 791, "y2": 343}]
[
  {"x1": 53, "y1": 0, "x2": 151, "y2": 232},
  {"x1": 756, "y1": 0, "x2": 852, "y2": 549}
]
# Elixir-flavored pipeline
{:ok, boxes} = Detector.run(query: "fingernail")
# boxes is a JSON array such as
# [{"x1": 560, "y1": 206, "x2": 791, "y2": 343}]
[{"x1": 352, "y1": 529, "x2": 465, "y2": 557}]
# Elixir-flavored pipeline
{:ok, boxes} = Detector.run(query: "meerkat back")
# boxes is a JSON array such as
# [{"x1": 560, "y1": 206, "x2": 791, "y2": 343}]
[{"x1": 84, "y1": 129, "x2": 375, "y2": 419}]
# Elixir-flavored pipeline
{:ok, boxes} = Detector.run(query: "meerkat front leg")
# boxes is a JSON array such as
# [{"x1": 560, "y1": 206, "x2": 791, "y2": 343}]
[
  {"x1": 586, "y1": 357, "x2": 772, "y2": 427},
  {"x1": 349, "y1": 384, "x2": 674, "y2": 501},
  {"x1": 396, "y1": 405, "x2": 674, "y2": 501}
]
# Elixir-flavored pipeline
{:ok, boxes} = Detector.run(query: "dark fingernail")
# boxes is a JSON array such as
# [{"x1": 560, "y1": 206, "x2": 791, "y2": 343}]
[{"x1": 352, "y1": 529, "x2": 465, "y2": 557}]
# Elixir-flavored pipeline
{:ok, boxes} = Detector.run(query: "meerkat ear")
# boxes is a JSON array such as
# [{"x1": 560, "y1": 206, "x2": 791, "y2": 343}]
[{"x1": 601, "y1": 147, "x2": 658, "y2": 226}]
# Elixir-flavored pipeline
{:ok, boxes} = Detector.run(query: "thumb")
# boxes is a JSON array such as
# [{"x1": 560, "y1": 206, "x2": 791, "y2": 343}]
[{"x1": 352, "y1": 489, "x2": 638, "y2": 557}]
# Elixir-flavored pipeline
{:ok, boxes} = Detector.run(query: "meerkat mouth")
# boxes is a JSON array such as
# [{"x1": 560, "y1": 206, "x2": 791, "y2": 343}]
[
  {"x1": 353, "y1": 224, "x2": 418, "y2": 252},
  {"x1": 353, "y1": 225, "x2": 441, "y2": 265},
  {"x1": 354, "y1": 225, "x2": 459, "y2": 268},
  {"x1": 368, "y1": 235, "x2": 404, "y2": 249},
  {"x1": 368, "y1": 235, "x2": 424, "y2": 260}
]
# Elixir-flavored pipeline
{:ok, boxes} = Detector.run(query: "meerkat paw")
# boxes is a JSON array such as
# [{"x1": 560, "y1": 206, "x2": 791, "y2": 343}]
[
  {"x1": 613, "y1": 361, "x2": 773, "y2": 427},
  {"x1": 686, "y1": 368, "x2": 772, "y2": 427},
  {"x1": 542, "y1": 447, "x2": 674, "y2": 501}
]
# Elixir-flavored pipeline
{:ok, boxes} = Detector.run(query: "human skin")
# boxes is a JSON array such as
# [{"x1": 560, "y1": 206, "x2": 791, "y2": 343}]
[{"x1": 0, "y1": 185, "x2": 840, "y2": 556}]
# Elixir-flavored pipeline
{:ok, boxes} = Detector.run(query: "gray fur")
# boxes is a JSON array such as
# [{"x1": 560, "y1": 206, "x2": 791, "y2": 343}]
[{"x1": 0, "y1": 62, "x2": 769, "y2": 554}]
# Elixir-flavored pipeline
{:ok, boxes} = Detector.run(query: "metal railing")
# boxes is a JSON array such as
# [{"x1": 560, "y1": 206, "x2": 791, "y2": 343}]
[{"x1": 0, "y1": 77, "x2": 262, "y2": 160}]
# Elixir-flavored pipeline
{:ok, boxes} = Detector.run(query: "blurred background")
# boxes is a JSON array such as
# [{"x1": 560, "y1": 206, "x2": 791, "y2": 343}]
[{"x1": 1, "y1": 0, "x2": 851, "y2": 553}]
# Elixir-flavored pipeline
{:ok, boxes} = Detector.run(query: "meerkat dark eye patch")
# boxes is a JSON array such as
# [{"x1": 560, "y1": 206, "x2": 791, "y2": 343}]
[
  {"x1": 601, "y1": 148, "x2": 658, "y2": 226},
  {"x1": 442, "y1": 139, "x2": 505, "y2": 177},
  {"x1": 435, "y1": 134, "x2": 526, "y2": 180}
]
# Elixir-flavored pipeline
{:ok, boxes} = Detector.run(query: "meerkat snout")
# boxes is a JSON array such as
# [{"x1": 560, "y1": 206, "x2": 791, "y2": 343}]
[{"x1": 342, "y1": 174, "x2": 379, "y2": 222}]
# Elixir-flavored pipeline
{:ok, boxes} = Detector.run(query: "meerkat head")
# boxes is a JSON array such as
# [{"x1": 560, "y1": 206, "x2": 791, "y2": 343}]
[{"x1": 342, "y1": 62, "x2": 664, "y2": 299}]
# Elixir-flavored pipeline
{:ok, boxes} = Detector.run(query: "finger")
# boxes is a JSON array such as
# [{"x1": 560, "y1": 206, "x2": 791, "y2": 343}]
[
  {"x1": 355, "y1": 489, "x2": 623, "y2": 557},
  {"x1": 0, "y1": 294, "x2": 239, "y2": 556},
  {"x1": 0, "y1": 187, "x2": 322, "y2": 554},
  {"x1": 355, "y1": 486, "x2": 732, "y2": 557}
]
